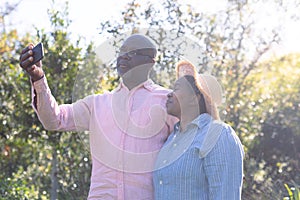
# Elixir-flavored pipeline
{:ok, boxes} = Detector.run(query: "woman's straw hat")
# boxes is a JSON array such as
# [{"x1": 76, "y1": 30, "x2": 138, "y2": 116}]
[{"x1": 175, "y1": 60, "x2": 224, "y2": 120}]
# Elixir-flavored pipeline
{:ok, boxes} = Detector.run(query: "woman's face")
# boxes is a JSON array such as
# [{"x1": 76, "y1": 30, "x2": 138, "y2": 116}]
[{"x1": 166, "y1": 77, "x2": 198, "y2": 117}]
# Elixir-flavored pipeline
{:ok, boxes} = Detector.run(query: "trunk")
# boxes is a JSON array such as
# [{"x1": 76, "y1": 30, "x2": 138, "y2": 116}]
[{"x1": 50, "y1": 146, "x2": 58, "y2": 200}]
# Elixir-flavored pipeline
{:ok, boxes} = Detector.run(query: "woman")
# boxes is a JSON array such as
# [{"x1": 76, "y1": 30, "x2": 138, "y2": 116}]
[{"x1": 153, "y1": 60, "x2": 244, "y2": 200}]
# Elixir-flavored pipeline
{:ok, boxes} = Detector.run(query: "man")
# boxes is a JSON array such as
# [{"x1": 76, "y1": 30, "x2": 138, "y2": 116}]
[{"x1": 19, "y1": 34, "x2": 177, "y2": 199}]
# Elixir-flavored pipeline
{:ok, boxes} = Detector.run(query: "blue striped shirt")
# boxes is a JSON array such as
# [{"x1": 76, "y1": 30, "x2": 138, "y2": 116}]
[{"x1": 153, "y1": 114, "x2": 244, "y2": 200}]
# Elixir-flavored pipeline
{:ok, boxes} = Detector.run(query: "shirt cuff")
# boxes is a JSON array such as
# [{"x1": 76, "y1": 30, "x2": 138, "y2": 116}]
[{"x1": 32, "y1": 76, "x2": 49, "y2": 93}]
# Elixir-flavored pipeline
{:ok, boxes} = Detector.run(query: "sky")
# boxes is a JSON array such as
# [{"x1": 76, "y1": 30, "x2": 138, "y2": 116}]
[{"x1": 1, "y1": 0, "x2": 300, "y2": 56}]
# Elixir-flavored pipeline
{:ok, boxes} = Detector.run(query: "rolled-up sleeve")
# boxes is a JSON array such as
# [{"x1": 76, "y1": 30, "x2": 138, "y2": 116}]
[{"x1": 32, "y1": 77, "x2": 92, "y2": 131}]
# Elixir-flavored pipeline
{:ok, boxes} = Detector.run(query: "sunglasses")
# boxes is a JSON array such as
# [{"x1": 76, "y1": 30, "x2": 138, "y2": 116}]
[{"x1": 119, "y1": 49, "x2": 155, "y2": 59}]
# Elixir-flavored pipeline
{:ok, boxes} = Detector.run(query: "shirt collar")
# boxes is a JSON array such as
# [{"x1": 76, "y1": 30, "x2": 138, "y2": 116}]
[
  {"x1": 173, "y1": 113, "x2": 213, "y2": 133},
  {"x1": 190, "y1": 113, "x2": 213, "y2": 129},
  {"x1": 114, "y1": 79, "x2": 155, "y2": 92}
]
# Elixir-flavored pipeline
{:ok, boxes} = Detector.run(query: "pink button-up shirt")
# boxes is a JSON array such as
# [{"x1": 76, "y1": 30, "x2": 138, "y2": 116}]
[{"x1": 32, "y1": 77, "x2": 177, "y2": 200}]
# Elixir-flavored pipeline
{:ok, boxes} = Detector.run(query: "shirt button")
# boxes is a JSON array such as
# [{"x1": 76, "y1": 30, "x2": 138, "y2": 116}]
[
  {"x1": 173, "y1": 143, "x2": 177, "y2": 147},
  {"x1": 163, "y1": 160, "x2": 167, "y2": 163},
  {"x1": 159, "y1": 180, "x2": 163, "y2": 185}
]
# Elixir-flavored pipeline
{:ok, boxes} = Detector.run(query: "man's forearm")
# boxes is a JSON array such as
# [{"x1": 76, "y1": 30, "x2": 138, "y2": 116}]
[{"x1": 31, "y1": 77, "x2": 75, "y2": 131}]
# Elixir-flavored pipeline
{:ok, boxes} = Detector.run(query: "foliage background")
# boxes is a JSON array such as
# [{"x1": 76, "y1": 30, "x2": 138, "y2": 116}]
[{"x1": 0, "y1": 0, "x2": 299, "y2": 199}]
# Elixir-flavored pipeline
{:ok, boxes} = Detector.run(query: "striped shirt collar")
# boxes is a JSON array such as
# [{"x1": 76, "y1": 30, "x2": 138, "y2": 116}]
[{"x1": 174, "y1": 113, "x2": 213, "y2": 133}]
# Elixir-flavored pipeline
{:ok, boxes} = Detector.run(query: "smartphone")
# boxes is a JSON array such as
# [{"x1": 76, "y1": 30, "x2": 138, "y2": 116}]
[{"x1": 29, "y1": 42, "x2": 44, "y2": 67}]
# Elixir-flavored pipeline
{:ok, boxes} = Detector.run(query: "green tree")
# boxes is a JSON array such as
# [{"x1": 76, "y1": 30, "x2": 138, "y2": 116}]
[
  {"x1": 243, "y1": 53, "x2": 300, "y2": 199},
  {"x1": 0, "y1": 2, "x2": 43, "y2": 198},
  {"x1": 0, "y1": 28, "x2": 42, "y2": 200},
  {"x1": 0, "y1": 1, "x2": 101, "y2": 199}
]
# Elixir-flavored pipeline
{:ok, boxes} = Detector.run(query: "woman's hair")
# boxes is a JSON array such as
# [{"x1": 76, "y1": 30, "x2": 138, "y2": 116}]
[{"x1": 182, "y1": 75, "x2": 207, "y2": 114}]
